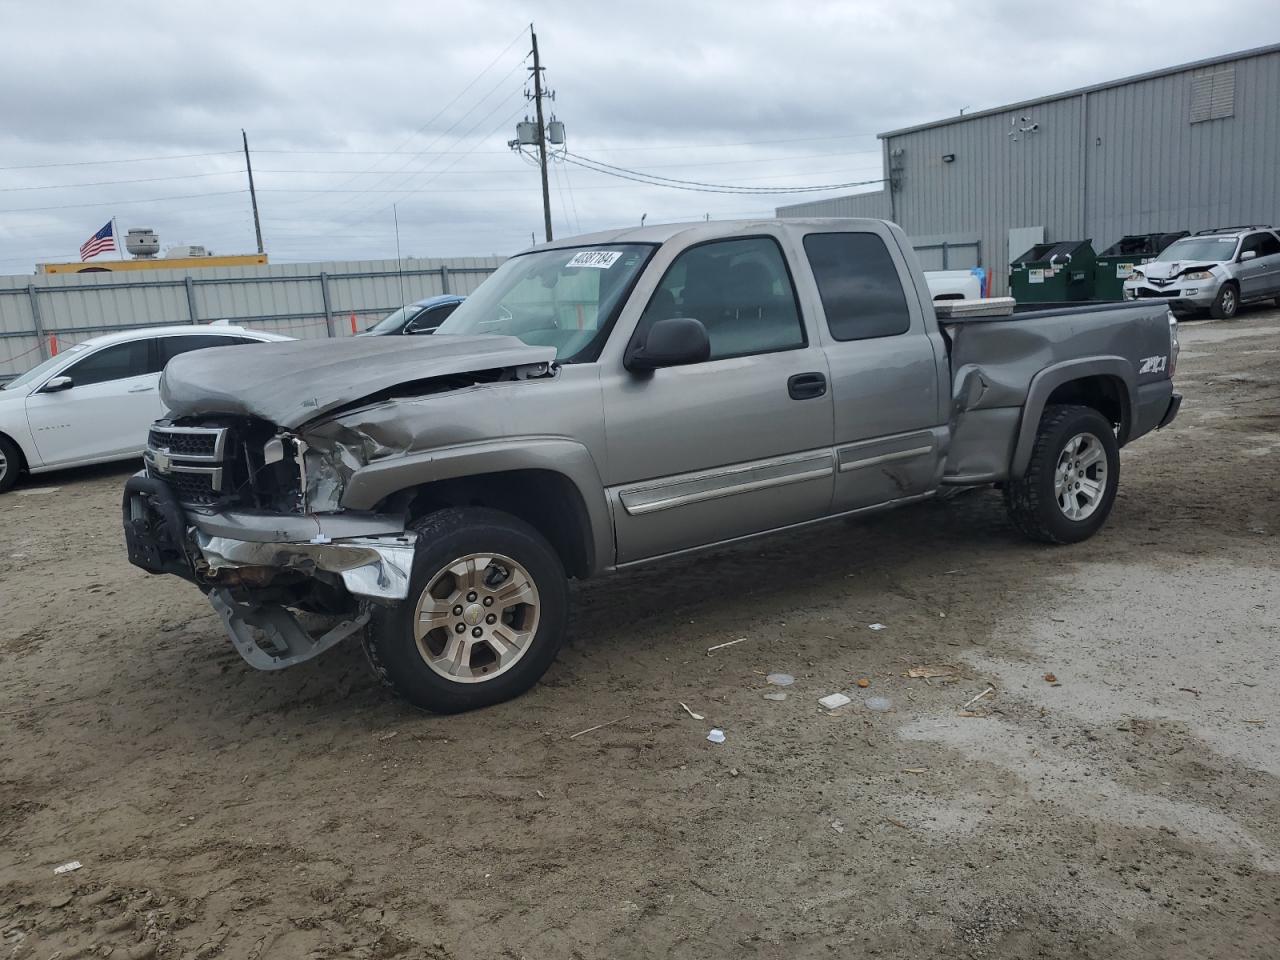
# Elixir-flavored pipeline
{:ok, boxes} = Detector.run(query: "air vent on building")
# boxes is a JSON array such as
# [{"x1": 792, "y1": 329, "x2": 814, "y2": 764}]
[{"x1": 1190, "y1": 65, "x2": 1235, "y2": 123}]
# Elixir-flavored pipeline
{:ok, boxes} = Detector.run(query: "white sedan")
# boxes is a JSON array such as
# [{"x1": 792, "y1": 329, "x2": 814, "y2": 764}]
[{"x1": 0, "y1": 324, "x2": 290, "y2": 493}]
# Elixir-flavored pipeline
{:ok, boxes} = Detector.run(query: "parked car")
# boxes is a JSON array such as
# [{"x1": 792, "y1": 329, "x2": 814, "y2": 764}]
[
  {"x1": 0, "y1": 325, "x2": 290, "y2": 493},
  {"x1": 124, "y1": 218, "x2": 1180, "y2": 713},
  {"x1": 1123, "y1": 225, "x2": 1280, "y2": 318},
  {"x1": 360, "y1": 295, "x2": 465, "y2": 336}
]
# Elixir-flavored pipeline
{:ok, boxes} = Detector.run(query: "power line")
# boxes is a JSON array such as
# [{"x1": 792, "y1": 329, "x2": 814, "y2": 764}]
[
  {"x1": 0, "y1": 151, "x2": 240, "y2": 171},
  {"x1": 275, "y1": 26, "x2": 527, "y2": 211},
  {"x1": 0, "y1": 189, "x2": 248, "y2": 214},
  {"x1": 0, "y1": 170, "x2": 240, "y2": 192},
  {"x1": 561, "y1": 152, "x2": 885, "y2": 195}
]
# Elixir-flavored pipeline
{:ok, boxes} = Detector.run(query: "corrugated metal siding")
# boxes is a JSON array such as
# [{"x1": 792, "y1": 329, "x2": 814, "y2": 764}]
[
  {"x1": 784, "y1": 47, "x2": 1280, "y2": 297},
  {"x1": 0, "y1": 254, "x2": 504, "y2": 378}
]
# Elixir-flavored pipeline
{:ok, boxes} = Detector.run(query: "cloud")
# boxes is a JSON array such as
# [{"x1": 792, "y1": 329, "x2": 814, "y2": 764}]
[{"x1": 0, "y1": 0, "x2": 1273, "y2": 269}]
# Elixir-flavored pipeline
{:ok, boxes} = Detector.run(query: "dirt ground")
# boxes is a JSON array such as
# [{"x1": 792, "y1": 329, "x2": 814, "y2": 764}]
[{"x1": 2, "y1": 307, "x2": 1278, "y2": 960}]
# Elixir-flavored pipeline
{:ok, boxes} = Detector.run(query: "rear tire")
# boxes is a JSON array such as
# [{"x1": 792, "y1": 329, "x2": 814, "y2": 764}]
[
  {"x1": 0, "y1": 435, "x2": 23, "y2": 494},
  {"x1": 1004, "y1": 405, "x2": 1120, "y2": 544},
  {"x1": 365, "y1": 507, "x2": 568, "y2": 713},
  {"x1": 1209, "y1": 282, "x2": 1239, "y2": 320}
]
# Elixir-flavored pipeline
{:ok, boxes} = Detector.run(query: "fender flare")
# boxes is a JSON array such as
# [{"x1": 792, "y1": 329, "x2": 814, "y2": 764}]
[
  {"x1": 341, "y1": 436, "x2": 613, "y2": 574},
  {"x1": 1010, "y1": 357, "x2": 1136, "y2": 478}
]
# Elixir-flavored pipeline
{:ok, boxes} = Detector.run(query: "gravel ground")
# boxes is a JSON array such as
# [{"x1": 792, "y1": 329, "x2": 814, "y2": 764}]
[{"x1": 1, "y1": 308, "x2": 1278, "y2": 959}]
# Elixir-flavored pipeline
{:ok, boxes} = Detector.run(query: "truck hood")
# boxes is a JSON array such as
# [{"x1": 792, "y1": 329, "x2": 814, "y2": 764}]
[
  {"x1": 160, "y1": 334, "x2": 558, "y2": 429},
  {"x1": 1138, "y1": 260, "x2": 1219, "y2": 280}
]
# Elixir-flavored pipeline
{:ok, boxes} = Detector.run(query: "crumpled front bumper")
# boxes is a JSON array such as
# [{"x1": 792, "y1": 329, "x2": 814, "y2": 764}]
[
  {"x1": 123, "y1": 471, "x2": 417, "y2": 671},
  {"x1": 123, "y1": 471, "x2": 416, "y2": 601}
]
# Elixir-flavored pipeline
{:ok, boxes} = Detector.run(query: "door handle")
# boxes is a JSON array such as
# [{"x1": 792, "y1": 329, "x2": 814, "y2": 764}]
[
  {"x1": 128, "y1": 385, "x2": 155, "y2": 394},
  {"x1": 788, "y1": 372, "x2": 827, "y2": 400}
]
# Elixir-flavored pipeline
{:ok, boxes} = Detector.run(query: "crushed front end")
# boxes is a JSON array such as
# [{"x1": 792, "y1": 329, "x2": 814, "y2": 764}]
[{"x1": 123, "y1": 417, "x2": 414, "y2": 670}]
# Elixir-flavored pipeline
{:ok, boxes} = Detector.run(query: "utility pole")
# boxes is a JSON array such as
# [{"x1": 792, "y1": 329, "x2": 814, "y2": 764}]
[
  {"x1": 529, "y1": 26, "x2": 553, "y2": 242},
  {"x1": 242, "y1": 129, "x2": 265, "y2": 254}
]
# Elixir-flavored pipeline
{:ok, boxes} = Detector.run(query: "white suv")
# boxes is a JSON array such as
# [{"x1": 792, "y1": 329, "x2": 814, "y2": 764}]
[{"x1": 1123, "y1": 226, "x2": 1280, "y2": 319}]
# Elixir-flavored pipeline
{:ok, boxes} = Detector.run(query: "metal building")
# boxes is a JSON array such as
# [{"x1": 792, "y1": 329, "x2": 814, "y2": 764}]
[{"x1": 778, "y1": 43, "x2": 1280, "y2": 294}]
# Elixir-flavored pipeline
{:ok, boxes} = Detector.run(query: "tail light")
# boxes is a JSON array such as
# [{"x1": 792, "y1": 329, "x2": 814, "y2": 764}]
[{"x1": 1167, "y1": 310, "x2": 1179, "y2": 376}]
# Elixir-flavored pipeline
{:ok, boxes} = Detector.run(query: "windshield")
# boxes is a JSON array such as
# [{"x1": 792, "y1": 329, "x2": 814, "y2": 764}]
[
  {"x1": 1156, "y1": 236, "x2": 1238, "y2": 262},
  {"x1": 366, "y1": 304, "x2": 419, "y2": 334},
  {"x1": 2, "y1": 343, "x2": 87, "y2": 391},
  {"x1": 434, "y1": 244, "x2": 655, "y2": 361}
]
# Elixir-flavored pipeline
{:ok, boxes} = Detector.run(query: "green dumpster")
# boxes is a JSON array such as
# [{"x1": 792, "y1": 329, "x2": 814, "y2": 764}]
[
  {"x1": 1009, "y1": 240, "x2": 1096, "y2": 303},
  {"x1": 1093, "y1": 231, "x2": 1188, "y2": 300}
]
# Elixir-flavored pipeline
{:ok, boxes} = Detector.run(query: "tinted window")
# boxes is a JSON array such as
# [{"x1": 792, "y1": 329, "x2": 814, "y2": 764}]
[
  {"x1": 637, "y1": 237, "x2": 804, "y2": 361},
  {"x1": 407, "y1": 302, "x2": 459, "y2": 333},
  {"x1": 803, "y1": 233, "x2": 911, "y2": 341},
  {"x1": 1242, "y1": 232, "x2": 1280, "y2": 258},
  {"x1": 63, "y1": 339, "x2": 155, "y2": 387},
  {"x1": 159, "y1": 334, "x2": 241, "y2": 365}
]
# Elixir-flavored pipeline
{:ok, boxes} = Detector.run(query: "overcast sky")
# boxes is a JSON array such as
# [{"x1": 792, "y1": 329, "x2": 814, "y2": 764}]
[{"x1": 1, "y1": 0, "x2": 1275, "y2": 271}]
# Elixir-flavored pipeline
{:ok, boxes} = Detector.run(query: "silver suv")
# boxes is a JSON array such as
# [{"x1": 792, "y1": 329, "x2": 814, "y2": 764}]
[{"x1": 1124, "y1": 225, "x2": 1280, "y2": 319}]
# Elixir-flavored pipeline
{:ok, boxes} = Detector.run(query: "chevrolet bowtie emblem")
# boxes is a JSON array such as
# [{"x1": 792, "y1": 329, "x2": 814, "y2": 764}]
[{"x1": 151, "y1": 448, "x2": 172, "y2": 472}]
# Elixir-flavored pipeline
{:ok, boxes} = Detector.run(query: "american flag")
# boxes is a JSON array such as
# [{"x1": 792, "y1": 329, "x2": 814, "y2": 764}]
[{"x1": 79, "y1": 220, "x2": 115, "y2": 261}]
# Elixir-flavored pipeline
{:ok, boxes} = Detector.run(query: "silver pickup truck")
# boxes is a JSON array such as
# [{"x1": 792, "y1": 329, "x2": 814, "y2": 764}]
[{"x1": 124, "y1": 218, "x2": 1181, "y2": 712}]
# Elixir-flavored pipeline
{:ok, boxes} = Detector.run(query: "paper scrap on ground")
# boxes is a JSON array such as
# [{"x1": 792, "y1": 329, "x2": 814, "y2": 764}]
[
  {"x1": 766, "y1": 673, "x2": 794, "y2": 686},
  {"x1": 763, "y1": 692, "x2": 787, "y2": 701},
  {"x1": 53, "y1": 861, "x2": 82, "y2": 875},
  {"x1": 707, "y1": 638, "x2": 747, "y2": 652},
  {"x1": 819, "y1": 693, "x2": 852, "y2": 710},
  {"x1": 679, "y1": 702, "x2": 704, "y2": 720},
  {"x1": 868, "y1": 623, "x2": 887, "y2": 631},
  {"x1": 706, "y1": 728, "x2": 726, "y2": 744}
]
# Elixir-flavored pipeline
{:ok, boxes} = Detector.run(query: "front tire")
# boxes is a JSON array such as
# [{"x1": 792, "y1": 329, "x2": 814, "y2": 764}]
[
  {"x1": 0, "y1": 435, "x2": 23, "y2": 494},
  {"x1": 1209, "y1": 282, "x2": 1239, "y2": 320},
  {"x1": 1004, "y1": 405, "x2": 1120, "y2": 544},
  {"x1": 366, "y1": 507, "x2": 568, "y2": 713}
]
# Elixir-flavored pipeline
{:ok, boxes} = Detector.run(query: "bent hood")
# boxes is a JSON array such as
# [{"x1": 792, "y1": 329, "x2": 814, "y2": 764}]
[
  {"x1": 1138, "y1": 260, "x2": 1218, "y2": 281},
  {"x1": 160, "y1": 334, "x2": 557, "y2": 429}
]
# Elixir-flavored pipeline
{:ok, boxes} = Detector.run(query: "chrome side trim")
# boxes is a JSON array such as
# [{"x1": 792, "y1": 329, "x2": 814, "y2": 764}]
[
  {"x1": 609, "y1": 492, "x2": 935, "y2": 571},
  {"x1": 839, "y1": 445, "x2": 934, "y2": 473},
  {"x1": 618, "y1": 450, "x2": 835, "y2": 517}
]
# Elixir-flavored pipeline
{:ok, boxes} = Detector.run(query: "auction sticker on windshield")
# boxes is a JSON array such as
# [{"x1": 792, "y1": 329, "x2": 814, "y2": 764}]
[{"x1": 566, "y1": 250, "x2": 622, "y2": 269}]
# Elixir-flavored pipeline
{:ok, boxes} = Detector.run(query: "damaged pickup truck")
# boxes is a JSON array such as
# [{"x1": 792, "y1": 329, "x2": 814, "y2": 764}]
[{"x1": 124, "y1": 218, "x2": 1181, "y2": 712}]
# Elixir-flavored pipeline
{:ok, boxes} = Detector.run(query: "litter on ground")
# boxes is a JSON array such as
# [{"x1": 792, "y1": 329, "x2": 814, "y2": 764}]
[
  {"x1": 864, "y1": 697, "x2": 892, "y2": 712},
  {"x1": 763, "y1": 692, "x2": 788, "y2": 701},
  {"x1": 679, "y1": 702, "x2": 704, "y2": 720},
  {"x1": 706, "y1": 728, "x2": 726, "y2": 744},
  {"x1": 53, "y1": 861, "x2": 82, "y2": 875},
  {"x1": 766, "y1": 673, "x2": 795, "y2": 686},
  {"x1": 868, "y1": 623, "x2": 888, "y2": 631},
  {"x1": 819, "y1": 693, "x2": 852, "y2": 710}
]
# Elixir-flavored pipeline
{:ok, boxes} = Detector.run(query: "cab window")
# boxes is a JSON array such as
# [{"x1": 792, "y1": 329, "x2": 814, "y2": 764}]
[
  {"x1": 803, "y1": 232, "x2": 911, "y2": 341},
  {"x1": 636, "y1": 237, "x2": 804, "y2": 361},
  {"x1": 61, "y1": 339, "x2": 157, "y2": 387}
]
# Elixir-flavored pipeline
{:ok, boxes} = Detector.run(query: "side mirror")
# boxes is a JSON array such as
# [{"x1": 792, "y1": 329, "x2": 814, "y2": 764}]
[
  {"x1": 42, "y1": 375, "x2": 73, "y2": 393},
  {"x1": 1240, "y1": 250, "x2": 1257, "y2": 262},
  {"x1": 625, "y1": 317, "x2": 711, "y2": 372}
]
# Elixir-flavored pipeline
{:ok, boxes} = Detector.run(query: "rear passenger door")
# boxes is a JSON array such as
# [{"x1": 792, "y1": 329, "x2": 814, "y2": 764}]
[
  {"x1": 1238, "y1": 232, "x2": 1280, "y2": 299},
  {"x1": 800, "y1": 229, "x2": 948, "y2": 512},
  {"x1": 602, "y1": 235, "x2": 835, "y2": 564}
]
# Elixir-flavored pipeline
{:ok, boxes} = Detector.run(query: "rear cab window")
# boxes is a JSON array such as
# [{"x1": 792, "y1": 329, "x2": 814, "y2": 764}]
[{"x1": 802, "y1": 232, "x2": 911, "y2": 341}]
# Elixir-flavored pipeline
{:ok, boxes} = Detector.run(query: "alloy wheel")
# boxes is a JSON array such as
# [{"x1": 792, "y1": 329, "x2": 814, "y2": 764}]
[{"x1": 1054, "y1": 432, "x2": 1107, "y2": 521}]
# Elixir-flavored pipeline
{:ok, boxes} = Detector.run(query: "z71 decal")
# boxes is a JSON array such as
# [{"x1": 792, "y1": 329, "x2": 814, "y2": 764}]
[{"x1": 1138, "y1": 355, "x2": 1168, "y2": 375}]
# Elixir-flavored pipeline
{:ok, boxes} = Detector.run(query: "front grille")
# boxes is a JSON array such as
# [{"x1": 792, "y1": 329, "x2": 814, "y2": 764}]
[
  {"x1": 149, "y1": 428, "x2": 219, "y2": 458},
  {"x1": 146, "y1": 424, "x2": 229, "y2": 505},
  {"x1": 166, "y1": 470, "x2": 219, "y2": 505}
]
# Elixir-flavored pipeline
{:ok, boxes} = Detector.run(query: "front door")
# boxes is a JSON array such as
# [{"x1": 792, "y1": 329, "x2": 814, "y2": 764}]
[
  {"x1": 798, "y1": 228, "x2": 948, "y2": 511},
  {"x1": 1238, "y1": 232, "x2": 1280, "y2": 299},
  {"x1": 601, "y1": 235, "x2": 835, "y2": 564},
  {"x1": 25, "y1": 338, "x2": 161, "y2": 466}
]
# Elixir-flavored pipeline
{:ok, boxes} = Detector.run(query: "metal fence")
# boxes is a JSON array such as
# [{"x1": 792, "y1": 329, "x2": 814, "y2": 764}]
[{"x1": 0, "y1": 255, "x2": 503, "y2": 381}]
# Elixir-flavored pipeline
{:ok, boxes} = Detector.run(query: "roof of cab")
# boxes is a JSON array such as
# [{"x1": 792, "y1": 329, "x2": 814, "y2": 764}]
[{"x1": 522, "y1": 217, "x2": 892, "y2": 254}]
